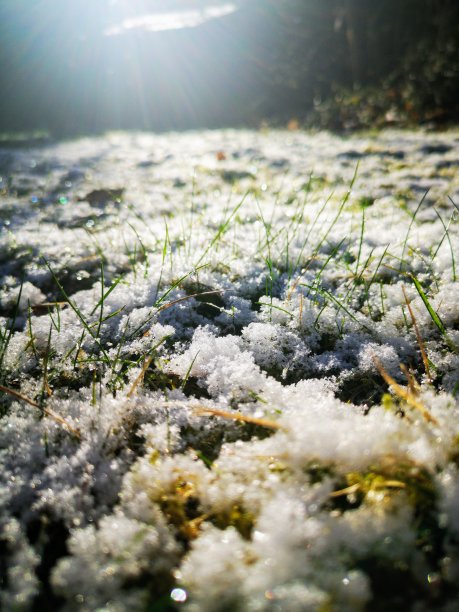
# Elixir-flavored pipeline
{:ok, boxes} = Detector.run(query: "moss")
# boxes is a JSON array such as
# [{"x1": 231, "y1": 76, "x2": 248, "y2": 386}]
[
  {"x1": 338, "y1": 458, "x2": 437, "y2": 513},
  {"x1": 157, "y1": 474, "x2": 255, "y2": 543},
  {"x1": 211, "y1": 504, "x2": 255, "y2": 541},
  {"x1": 158, "y1": 475, "x2": 203, "y2": 543}
]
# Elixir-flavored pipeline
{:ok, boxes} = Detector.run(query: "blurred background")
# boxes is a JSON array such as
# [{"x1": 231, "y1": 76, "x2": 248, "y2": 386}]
[{"x1": 1, "y1": 0, "x2": 459, "y2": 136}]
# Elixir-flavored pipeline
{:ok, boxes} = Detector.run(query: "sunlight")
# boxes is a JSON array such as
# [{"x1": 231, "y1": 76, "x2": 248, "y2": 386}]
[
  {"x1": 0, "y1": 0, "x2": 257, "y2": 131},
  {"x1": 105, "y1": 3, "x2": 238, "y2": 36}
]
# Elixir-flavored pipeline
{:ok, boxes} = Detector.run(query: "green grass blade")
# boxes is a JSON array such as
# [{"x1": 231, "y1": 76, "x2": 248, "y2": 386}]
[
  {"x1": 400, "y1": 189, "x2": 429, "y2": 271},
  {"x1": 194, "y1": 195, "x2": 246, "y2": 267},
  {"x1": 411, "y1": 273, "x2": 447, "y2": 336},
  {"x1": 431, "y1": 208, "x2": 456, "y2": 282},
  {"x1": 43, "y1": 259, "x2": 111, "y2": 362}
]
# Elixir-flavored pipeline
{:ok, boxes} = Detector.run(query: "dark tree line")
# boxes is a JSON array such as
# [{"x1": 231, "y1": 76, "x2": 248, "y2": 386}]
[{"x1": 257, "y1": 0, "x2": 459, "y2": 127}]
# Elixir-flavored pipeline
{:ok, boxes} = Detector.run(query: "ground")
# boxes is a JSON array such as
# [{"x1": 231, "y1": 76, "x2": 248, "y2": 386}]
[{"x1": 1, "y1": 128, "x2": 459, "y2": 611}]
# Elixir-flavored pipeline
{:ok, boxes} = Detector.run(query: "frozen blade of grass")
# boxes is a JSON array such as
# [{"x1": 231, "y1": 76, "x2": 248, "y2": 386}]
[
  {"x1": 47, "y1": 301, "x2": 61, "y2": 333},
  {"x1": 400, "y1": 189, "x2": 429, "y2": 272},
  {"x1": 367, "y1": 245, "x2": 389, "y2": 288},
  {"x1": 354, "y1": 208, "x2": 365, "y2": 277},
  {"x1": 68, "y1": 330, "x2": 86, "y2": 366},
  {"x1": 43, "y1": 259, "x2": 112, "y2": 363},
  {"x1": 278, "y1": 176, "x2": 313, "y2": 276},
  {"x1": 303, "y1": 162, "x2": 359, "y2": 276},
  {"x1": 109, "y1": 321, "x2": 131, "y2": 390},
  {"x1": 286, "y1": 173, "x2": 312, "y2": 238},
  {"x1": 154, "y1": 218, "x2": 171, "y2": 302},
  {"x1": 0, "y1": 279, "x2": 23, "y2": 379},
  {"x1": 431, "y1": 208, "x2": 456, "y2": 281},
  {"x1": 42, "y1": 266, "x2": 89, "y2": 332},
  {"x1": 410, "y1": 274, "x2": 448, "y2": 338},
  {"x1": 301, "y1": 282, "x2": 371, "y2": 332},
  {"x1": 257, "y1": 301, "x2": 294, "y2": 318},
  {"x1": 293, "y1": 191, "x2": 334, "y2": 273},
  {"x1": 155, "y1": 265, "x2": 207, "y2": 309},
  {"x1": 194, "y1": 194, "x2": 247, "y2": 267},
  {"x1": 345, "y1": 247, "x2": 375, "y2": 306},
  {"x1": 193, "y1": 449, "x2": 214, "y2": 468},
  {"x1": 90, "y1": 306, "x2": 126, "y2": 329},
  {"x1": 125, "y1": 267, "x2": 209, "y2": 342},
  {"x1": 356, "y1": 245, "x2": 375, "y2": 275},
  {"x1": 127, "y1": 288, "x2": 221, "y2": 346},
  {"x1": 314, "y1": 162, "x2": 359, "y2": 254},
  {"x1": 255, "y1": 225, "x2": 286, "y2": 262},
  {"x1": 157, "y1": 290, "x2": 224, "y2": 313},
  {"x1": 256, "y1": 198, "x2": 273, "y2": 253},
  {"x1": 399, "y1": 363, "x2": 420, "y2": 396},
  {"x1": 40, "y1": 325, "x2": 54, "y2": 406},
  {"x1": 128, "y1": 222, "x2": 149, "y2": 278},
  {"x1": 187, "y1": 170, "x2": 197, "y2": 257},
  {"x1": 448, "y1": 195, "x2": 459, "y2": 215},
  {"x1": 91, "y1": 370, "x2": 97, "y2": 407},
  {"x1": 330, "y1": 478, "x2": 406, "y2": 499},
  {"x1": 256, "y1": 198, "x2": 276, "y2": 305},
  {"x1": 26, "y1": 303, "x2": 39, "y2": 362},
  {"x1": 90, "y1": 272, "x2": 124, "y2": 317},
  {"x1": 181, "y1": 351, "x2": 200, "y2": 390},
  {"x1": 317, "y1": 237, "x2": 348, "y2": 281},
  {"x1": 84, "y1": 229, "x2": 108, "y2": 266}
]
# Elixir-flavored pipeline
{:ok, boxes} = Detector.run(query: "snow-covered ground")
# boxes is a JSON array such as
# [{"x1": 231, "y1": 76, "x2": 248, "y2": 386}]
[{"x1": 1, "y1": 128, "x2": 459, "y2": 610}]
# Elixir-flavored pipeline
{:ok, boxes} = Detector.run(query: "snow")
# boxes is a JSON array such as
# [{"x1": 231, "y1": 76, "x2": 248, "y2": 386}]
[{"x1": 1, "y1": 127, "x2": 459, "y2": 609}]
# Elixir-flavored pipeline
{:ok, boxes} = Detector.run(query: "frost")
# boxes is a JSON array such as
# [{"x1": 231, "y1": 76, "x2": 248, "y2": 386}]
[{"x1": 2, "y1": 128, "x2": 459, "y2": 609}]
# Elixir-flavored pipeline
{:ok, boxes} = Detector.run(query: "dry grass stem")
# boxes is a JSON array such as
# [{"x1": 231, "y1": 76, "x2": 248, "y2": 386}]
[
  {"x1": 402, "y1": 286, "x2": 432, "y2": 383},
  {"x1": 372, "y1": 357, "x2": 438, "y2": 426},
  {"x1": 127, "y1": 356, "x2": 153, "y2": 397},
  {"x1": 193, "y1": 405, "x2": 283, "y2": 430},
  {"x1": 0, "y1": 384, "x2": 80, "y2": 438}
]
